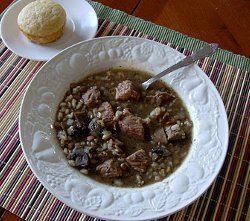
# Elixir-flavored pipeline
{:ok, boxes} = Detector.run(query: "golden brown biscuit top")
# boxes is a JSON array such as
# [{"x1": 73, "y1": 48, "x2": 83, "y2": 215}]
[{"x1": 17, "y1": 0, "x2": 66, "y2": 36}]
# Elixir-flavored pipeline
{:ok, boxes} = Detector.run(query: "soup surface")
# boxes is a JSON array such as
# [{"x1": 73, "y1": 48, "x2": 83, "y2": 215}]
[{"x1": 54, "y1": 69, "x2": 192, "y2": 187}]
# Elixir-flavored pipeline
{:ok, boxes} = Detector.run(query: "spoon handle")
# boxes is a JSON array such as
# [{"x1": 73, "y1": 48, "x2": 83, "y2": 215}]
[{"x1": 142, "y1": 43, "x2": 218, "y2": 90}]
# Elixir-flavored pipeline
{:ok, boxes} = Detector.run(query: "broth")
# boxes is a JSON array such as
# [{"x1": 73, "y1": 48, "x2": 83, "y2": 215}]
[{"x1": 54, "y1": 69, "x2": 192, "y2": 187}]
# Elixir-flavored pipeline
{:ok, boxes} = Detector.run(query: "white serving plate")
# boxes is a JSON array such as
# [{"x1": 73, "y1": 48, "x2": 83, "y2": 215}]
[
  {"x1": 0, "y1": 0, "x2": 98, "y2": 61},
  {"x1": 19, "y1": 36, "x2": 228, "y2": 221}
]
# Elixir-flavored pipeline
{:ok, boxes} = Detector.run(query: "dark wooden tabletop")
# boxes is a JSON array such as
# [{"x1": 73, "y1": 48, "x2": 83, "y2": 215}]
[
  {"x1": 0, "y1": 0, "x2": 249, "y2": 220},
  {"x1": 97, "y1": 0, "x2": 250, "y2": 57}
]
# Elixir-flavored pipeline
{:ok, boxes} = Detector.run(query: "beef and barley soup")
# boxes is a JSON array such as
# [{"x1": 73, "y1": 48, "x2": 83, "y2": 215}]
[{"x1": 54, "y1": 69, "x2": 192, "y2": 187}]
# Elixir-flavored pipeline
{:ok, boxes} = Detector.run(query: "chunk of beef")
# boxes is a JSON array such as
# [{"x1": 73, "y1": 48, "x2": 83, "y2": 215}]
[
  {"x1": 74, "y1": 111, "x2": 88, "y2": 128},
  {"x1": 100, "y1": 102, "x2": 116, "y2": 129},
  {"x1": 115, "y1": 80, "x2": 140, "y2": 101},
  {"x1": 165, "y1": 124, "x2": 186, "y2": 141},
  {"x1": 81, "y1": 86, "x2": 101, "y2": 107},
  {"x1": 96, "y1": 159, "x2": 123, "y2": 178},
  {"x1": 118, "y1": 115, "x2": 144, "y2": 140},
  {"x1": 88, "y1": 118, "x2": 104, "y2": 137},
  {"x1": 126, "y1": 149, "x2": 150, "y2": 172},
  {"x1": 152, "y1": 127, "x2": 168, "y2": 145},
  {"x1": 147, "y1": 91, "x2": 175, "y2": 105},
  {"x1": 107, "y1": 138, "x2": 125, "y2": 157}
]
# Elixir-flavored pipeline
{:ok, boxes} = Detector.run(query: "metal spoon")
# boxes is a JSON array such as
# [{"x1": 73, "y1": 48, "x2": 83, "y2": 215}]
[{"x1": 142, "y1": 43, "x2": 219, "y2": 90}]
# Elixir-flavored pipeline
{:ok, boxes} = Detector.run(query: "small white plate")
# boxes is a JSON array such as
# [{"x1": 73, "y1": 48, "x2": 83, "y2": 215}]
[
  {"x1": 19, "y1": 36, "x2": 228, "y2": 221},
  {"x1": 0, "y1": 0, "x2": 98, "y2": 61}
]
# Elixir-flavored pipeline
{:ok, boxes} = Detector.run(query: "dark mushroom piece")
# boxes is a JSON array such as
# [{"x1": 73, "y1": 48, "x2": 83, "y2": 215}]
[
  {"x1": 88, "y1": 118, "x2": 104, "y2": 137},
  {"x1": 67, "y1": 148, "x2": 89, "y2": 167},
  {"x1": 151, "y1": 146, "x2": 172, "y2": 161},
  {"x1": 74, "y1": 111, "x2": 89, "y2": 128}
]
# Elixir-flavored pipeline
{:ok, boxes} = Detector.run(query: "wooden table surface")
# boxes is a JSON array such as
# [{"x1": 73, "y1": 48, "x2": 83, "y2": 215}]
[{"x1": 0, "y1": 0, "x2": 249, "y2": 220}]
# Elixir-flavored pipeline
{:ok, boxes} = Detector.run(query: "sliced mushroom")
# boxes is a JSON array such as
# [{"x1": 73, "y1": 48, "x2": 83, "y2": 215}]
[{"x1": 67, "y1": 148, "x2": 89, "y2": 167}]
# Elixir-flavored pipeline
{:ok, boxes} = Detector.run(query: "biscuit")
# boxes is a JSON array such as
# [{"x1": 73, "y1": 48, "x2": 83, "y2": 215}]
[{"x1": 17, "y1": 0, "x2": 66, "y2": 44}]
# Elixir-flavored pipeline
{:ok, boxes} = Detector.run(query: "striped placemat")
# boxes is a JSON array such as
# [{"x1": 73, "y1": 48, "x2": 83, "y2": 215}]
[{"x1": 0, "y1": 1, "x2": 249, "y2": 221}]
